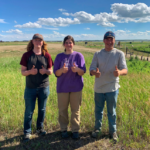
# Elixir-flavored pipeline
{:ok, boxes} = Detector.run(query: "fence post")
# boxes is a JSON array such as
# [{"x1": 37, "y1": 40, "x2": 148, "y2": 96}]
[{"x1": 126, "y1": 47, "x2": 128, "y2": 56}]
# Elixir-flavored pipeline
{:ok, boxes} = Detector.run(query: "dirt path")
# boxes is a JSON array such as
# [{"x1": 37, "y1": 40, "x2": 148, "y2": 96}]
[{"x1": 0, "y1": 43, "x2": 149, "y2": 61}]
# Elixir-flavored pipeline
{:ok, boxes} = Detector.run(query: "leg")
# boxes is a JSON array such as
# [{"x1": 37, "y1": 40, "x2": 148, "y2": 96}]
[
  {"x1": 105, "y1": 89, "x2": 119, "y2": 134},
  {"x1": 57, "y1": 93, "x2": 69, "y2": 131},
  {"x1": 36, "y1": 86, "x2": 50, "y2": 129},
  {"x1": 94, "y1": 92, "x2": 105, "y2": 131},
  {"x1": 70, "y1": 91, "x2": 82, "y2": 132},
  {"x1": 24, "y1": 87, "x2": 36, "y2": 134}
]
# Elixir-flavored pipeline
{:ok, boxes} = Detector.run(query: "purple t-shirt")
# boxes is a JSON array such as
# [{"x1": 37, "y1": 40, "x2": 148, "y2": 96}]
[{"x1": 54, "y1": 51, "x2": 86, "y2": 93}]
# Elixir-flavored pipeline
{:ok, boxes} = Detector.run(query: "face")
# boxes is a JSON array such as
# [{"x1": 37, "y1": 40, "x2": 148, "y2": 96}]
[
  {"x1": 64, "y1": 39, "x2": 74, "y2": 52},
  {"x1": 32, "y1": 38, "x2": 43, "y2": 48},
  {"x1": 103, "y1": 37, "x2": 115, "y2": 51}
]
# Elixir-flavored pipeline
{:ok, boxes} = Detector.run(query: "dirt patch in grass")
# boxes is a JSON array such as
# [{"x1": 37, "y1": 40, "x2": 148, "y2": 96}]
[{"x1": 0, "y1": 130, "x2": 127, "y2": 150}]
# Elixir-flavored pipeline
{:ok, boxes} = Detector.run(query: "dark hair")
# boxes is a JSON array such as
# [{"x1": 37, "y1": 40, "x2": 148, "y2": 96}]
[
  {"x1": 27, "y1": 40, "x2": 48, "y2": 55},
  {"x1": 63, "y1": 35, "x2": 75, "y2": 51}
]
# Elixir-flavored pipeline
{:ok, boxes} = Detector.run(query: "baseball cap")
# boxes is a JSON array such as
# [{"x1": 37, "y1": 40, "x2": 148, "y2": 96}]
[
  {"x1": 32, "y1": 33, "x2": 43, "y2": 40},
  {"x1": 104, "y1": 31, "x2": 115, "y2": 39}
]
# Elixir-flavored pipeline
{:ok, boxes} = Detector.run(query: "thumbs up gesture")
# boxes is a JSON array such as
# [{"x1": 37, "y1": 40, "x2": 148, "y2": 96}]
[
  {"x1": 62, "y1": 63, "x2": 68, "y2": 73},
  {"x1": 113, "y1": 66, "x2": 120, "y2": 77},
  {"x1": 30, "y1": 65, "x2": 38, "y2": 75},
  {"x1": 95, "y1": 68, "x2": 101, "y2": 78},
  {"x1": 39, "y1": 65, "x2": 47, "y2": 75},
  {"x1": 71, "y1": 62, "x2": 78, "y2": 73}
]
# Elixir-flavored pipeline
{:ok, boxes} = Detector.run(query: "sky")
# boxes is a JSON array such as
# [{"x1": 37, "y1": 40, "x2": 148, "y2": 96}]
[{"x1": 1, "y1": 0, "x2": 150, "y2": 41}]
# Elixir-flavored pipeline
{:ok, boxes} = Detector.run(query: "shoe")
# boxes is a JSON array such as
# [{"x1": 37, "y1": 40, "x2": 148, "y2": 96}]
[
  {"x1": 61, "y1": 131, "x2": 69, "y2": 138},
  {"x1": 36, "y1": 128, "x2": 47, "y2": 136},
  {"x1": 23, "y1": 133, "x2": 31, "y2": 142},
  {"x1": 72, "y1": 132, "x2": 80, "y2": 140},
  {"x1": 92, "y1": 130, "x2": 102, "y2": 138},
  {"x1": 110, "y1": 132, "x2": 118, "y2": 142}
]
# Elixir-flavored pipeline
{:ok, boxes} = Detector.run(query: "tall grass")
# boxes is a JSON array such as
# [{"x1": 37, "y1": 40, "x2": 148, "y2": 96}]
[{"x1": 0, "y1": 50, "x2": 150, "y2": 148}]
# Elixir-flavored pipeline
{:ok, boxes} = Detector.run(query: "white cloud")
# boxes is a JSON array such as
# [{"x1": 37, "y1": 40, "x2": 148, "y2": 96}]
[
  {"x1": 37, "y1": 17, "x2": 80, "y2": 27},
  {"x1": 14, "y1": 20, "x2": 17, "y2": 23},
  {"x1": 62, "y1": 12, "x2": 70, "y2": 16},
  {"x1": 111, "y1": 3, "x2": 150, "y2": 18},
  {"x1": 59, "y1": 9, "x2": 66, "y2": 12},
  {"x1": 43, "y1": 27, "x2": 59, "y2": 30},
  {"x1": 14, "y1": 22, "x2": 42, "y2": 28},
  {"x1": 85, "y1": 28, "x2": 90, "y2": 30},
  {"x1": 2, "y1": 29, "x2": 22, "y2": 34},
  {"x1": 0, "y1": 19, "x2": 6, "y2": 23}
]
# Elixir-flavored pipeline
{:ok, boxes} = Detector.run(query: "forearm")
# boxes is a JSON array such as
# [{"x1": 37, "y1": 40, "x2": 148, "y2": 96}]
[
  {"x1": 77, "y1": 68, "x2": 84, "y2": 76},
  {"x1": 21, "y1": 70, "x2": 31, "y2": 76},
  {"x1": 119, "y1": 69, "x2": 128, "y2": 75},
  {"x1": 46, "y1": 69, "x2": 53, "y2": 75},
  {"x1": 55, "y1": 68, "x2": 63, "y2": 77},
  {"x1": 90, "y1": 70, "x2": 97, "y2": 76}
]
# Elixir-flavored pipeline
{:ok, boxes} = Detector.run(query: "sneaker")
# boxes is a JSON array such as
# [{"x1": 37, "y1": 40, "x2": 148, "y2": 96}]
[
  {"x1": 110, "y1": 132, "x2": 118, "y2": 142},
  {"x1": 92, "y1": 130, "x2": 102, "y2": 138},
  {"x1": 36, "y1": 128, "x2": 47, "y2": 136},
  {"x1": 23, "y1": 133, "x2": 31, "y2": 142},
  {"x1": 72, "y1": 132, "x2": 80, "y2": 140},
  {"x1": 61, "y1": 131, "x2": 69, "y2": 138}
]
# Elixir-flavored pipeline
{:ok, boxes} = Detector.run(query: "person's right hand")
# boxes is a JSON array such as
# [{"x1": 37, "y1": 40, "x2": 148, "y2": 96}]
[
  {"x1": 30, "y1": 65, "x2": 38, "y2": 75},
  {"x1": 61, "y1": 63, "x2": 68, "y2": 73},
  {"x1": 95, "y1": 68, "x2": 101, "y2": 78}
]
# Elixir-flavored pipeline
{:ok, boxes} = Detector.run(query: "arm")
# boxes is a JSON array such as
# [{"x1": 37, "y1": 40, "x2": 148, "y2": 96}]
[
  {"x1": 89, "y1": 52, "x2": 99, "y2": 76},
  {"x1": 71, "y1": 62, "x2": 84, "y2": 76},
  {"x1": 55, "y1": 63, "x2": 68, "y2": 77},
  {"x1": 45, "y1": 67, "x2": 53, "y2": 75},
  {"x1": 21, "y1": 65, "x2": 37, "y2": 76},
  {"x1": 90, "y1": 68, "x2": 101, "y2": 78},
  {"x1": 39, "y1": 66, "x2": 53, "y2": 75},
  {"x1": 119, "y1": 68, "x2": 127, "y2": 75}
]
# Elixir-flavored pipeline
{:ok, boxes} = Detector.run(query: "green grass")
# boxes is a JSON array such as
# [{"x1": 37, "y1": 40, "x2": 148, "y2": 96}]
[{"x1": 1, "y1": 48, "x2": 150, "y2": 149}]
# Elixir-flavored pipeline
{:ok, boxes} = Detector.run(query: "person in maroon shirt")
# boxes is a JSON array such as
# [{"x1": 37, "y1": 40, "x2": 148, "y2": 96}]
[{"x1": 20, "y1": 33, "x2": 53, "y2": 142}]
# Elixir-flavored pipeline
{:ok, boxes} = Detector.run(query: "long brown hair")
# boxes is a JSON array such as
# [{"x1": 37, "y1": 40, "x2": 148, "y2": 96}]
[
  {"x1": 63, "y1": 35, "x2": 75, "y2": 52},
  {"x1": 27, "y1": 40, "x2": 48, "y2": 55}
]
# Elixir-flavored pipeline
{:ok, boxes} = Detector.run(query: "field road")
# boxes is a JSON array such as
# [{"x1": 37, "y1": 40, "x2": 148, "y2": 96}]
[{"x1": 0, "y1": 43, "x2": 149, "y2": 61}]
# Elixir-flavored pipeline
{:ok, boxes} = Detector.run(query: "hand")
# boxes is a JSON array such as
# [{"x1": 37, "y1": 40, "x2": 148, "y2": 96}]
[
  {"x1": 39, "y1": 66, "x2": 47, "y2": 75},
  {"x1": 30, "y1": 65, "x2": 38, "y2": 75},
  {"x1": 113, "y1": 66, "x2": 120, "y2": 77},
  {"x1": 71, "y1": 62, "x2": 78, "y2": 73},
  {"x1": 61, "y1": 63, "x2": 68, "y2": 74},
  {"x1": 95, "y1": 68, "x2": 101, "y2": 78}
]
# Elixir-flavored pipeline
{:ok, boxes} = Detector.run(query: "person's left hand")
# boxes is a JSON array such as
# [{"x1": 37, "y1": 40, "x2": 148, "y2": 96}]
[
  {"x1": 39, "y1": 66, "x2": 47, "y2": 75},
  {"x1": 113, "y1": 66, "x2": 120, "y2": 77},
  {"x1": 71, "y1": 62, "x2": 78, "y2": 73}
]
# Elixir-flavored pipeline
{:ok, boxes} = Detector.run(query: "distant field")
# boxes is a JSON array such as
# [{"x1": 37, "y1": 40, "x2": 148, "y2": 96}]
[{"x1": 1, "y1": 43, "x2": 150, "y2": 149}]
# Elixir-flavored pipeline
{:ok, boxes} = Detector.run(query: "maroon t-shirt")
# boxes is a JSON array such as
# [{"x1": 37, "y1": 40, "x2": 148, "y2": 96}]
[{"x1": 20, "y1": 50, "x2": 53, "y2": 88}]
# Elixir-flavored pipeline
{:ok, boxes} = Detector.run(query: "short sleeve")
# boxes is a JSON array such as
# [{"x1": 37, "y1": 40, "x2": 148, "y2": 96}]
[
  {"x1": 47, "y1": 53, "x2": 54, "y2": 68},
  {"x1": 53, "y1": 54, "x2": 61, "y2": 76},
  {"x1": 118, "y1": 52, "x2": 128, "y2": 70},
  {"x1": 77, "y1": 53, "x2": 86, "y2": 73},
  {"x1": 89, "y1": 52, "x2": 98, "y2": 71},
  {"x1": 20, "y1": 53, "x2": 28, "y2": 67}
]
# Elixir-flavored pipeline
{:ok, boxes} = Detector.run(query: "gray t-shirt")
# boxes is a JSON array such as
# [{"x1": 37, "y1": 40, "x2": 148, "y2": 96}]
[{"x1": 89, "y1": 48, "x2": 127, "y2": 93}]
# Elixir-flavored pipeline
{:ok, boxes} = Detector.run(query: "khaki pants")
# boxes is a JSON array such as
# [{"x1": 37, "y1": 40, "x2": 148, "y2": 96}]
[{"x1": 57, "y1": 91, "x2": 82, "y2": 132}]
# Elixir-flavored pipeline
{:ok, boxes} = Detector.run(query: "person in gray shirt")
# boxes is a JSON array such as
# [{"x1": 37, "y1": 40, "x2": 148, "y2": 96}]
[{"x1": 89, "y1": 31, "x2": 127, "y2": 141}]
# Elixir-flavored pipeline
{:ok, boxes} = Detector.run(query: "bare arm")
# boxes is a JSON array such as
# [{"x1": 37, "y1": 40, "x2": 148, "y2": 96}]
[
  {"x1": 55, "y1": 63, "x2": 68, "y2": 77},
  {"x1": 21, "y1": 65, "x2": 33, "y2": 76},
  {"x1": 90, "y1": 68, "x2": 101, "y2": 78}
]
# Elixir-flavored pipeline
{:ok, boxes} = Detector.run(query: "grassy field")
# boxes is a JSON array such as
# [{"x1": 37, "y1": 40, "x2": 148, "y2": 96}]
[
  {"x1": 0, "y1": 43, "x2": 150, "y2": 149},
  {"x1": 76, "y1": 41, "x2": 150, "y2": 57}
]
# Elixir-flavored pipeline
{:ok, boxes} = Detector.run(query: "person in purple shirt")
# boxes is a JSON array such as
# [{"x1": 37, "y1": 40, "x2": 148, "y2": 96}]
[{"x1": 54, "y1": 35, "x2": 86, "y2": 139}]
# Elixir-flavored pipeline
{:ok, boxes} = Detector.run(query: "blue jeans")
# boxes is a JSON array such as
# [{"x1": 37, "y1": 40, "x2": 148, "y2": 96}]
[
  {"x1": 94, "y1": 89, "x2": 119, "y2": 134},
  {"x1": 24, "y1": 86, "x2": 50, "y2": 134}
]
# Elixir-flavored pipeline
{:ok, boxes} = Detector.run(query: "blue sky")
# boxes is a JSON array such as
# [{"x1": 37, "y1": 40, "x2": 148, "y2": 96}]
[{"x1": 1, "y1": 0, "x2": 150, "y2": 41}]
